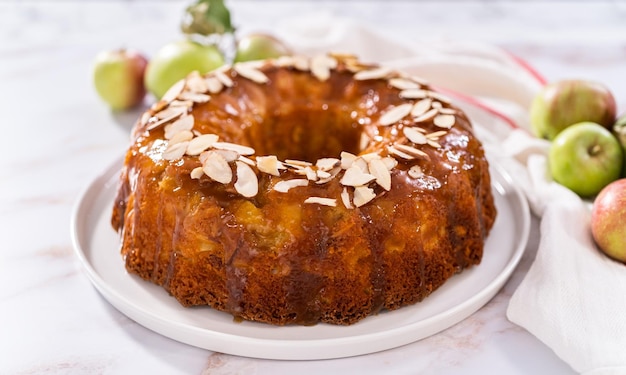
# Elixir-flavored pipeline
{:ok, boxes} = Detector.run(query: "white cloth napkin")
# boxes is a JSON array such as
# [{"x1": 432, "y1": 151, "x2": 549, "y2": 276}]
[{"x1": 273, "y1": 14, "x2": 626, "y2": 374}]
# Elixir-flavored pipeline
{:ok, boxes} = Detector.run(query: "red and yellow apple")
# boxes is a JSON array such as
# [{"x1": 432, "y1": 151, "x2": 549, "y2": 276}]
[
  {"x1": 548, "y1": 121, "x2": 623, "y2": 197},
  {"x1": 591, "y1": 178, "x2": 626, "y2": 263},
  {"x1": 93, "y1": 48, "x2": 148, "y2": 110},
  {"x1": 530, "y1": 79, "x2": 616, "y2": 140}
]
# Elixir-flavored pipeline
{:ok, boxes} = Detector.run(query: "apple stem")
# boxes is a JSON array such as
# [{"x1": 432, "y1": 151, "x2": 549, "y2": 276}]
[{"x1": 589, "y1": 143, "x2": 602, "y2": 156}]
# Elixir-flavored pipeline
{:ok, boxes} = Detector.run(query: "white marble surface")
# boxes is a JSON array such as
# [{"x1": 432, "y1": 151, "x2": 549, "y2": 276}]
[{"x1": 2, "y1": 1, "x2": 626, "y2": 374}]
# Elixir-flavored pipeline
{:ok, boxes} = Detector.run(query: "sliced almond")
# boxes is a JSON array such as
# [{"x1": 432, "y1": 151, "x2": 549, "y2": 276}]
[
  {"x1": 352, "y1": 157, "x2": 370, "y2": 174},
  {"x1": 234, "y1": 63, "x2": 269, "y2": 84},
  {"x1": 161, "y1": 79, "x2": 186, "y2": 103},
  {"x1": 359, "y1": 132, "x2": 370, "y2": 150},
  {"x1": 256, "y1": 155, "x2": 284, "y2": 176},
  {"x1": 379, "y1": 103, "x2": 413, "y2": 126},
  {"x1": 164, "y1": 114, "x2": 194, "y2": 139},
  {"x1": 284, "y1": 159, "x2": 312, "y2": 167},
  {"x1": 413, "y1": 108, "x2": 439, "y2": 124},
  {"x1": 310, "y1": 54, "x2": 337, "y2": 81},
  {"x1": 186, "y1": 134, "x2": 219, "y2": 156},
  {"x1": 438, "y1": 107, "x2": 457, "y2": 115},
  {"x1": 381, "y1": 156, "x2": 398, "y2": 171},
  {"x1": 387, "y1": 145, "x2": 415, "y2": 160},
  {"x1": 354, "y1": 66, "x2": 392, "y2": 81},
  {"x1": 408, "y1": 165, "x2": 424, "y2": 179},
  {"x1": 178, "y1": 91, "x2": 211, "y2": 103},
  {"x1": 340, "y1": 187, "x2": 353, "y2": 209},
  {"x1": 186, "y1": 72, "x2": 209, "y2": 93},
  {"x1": 340, "y1": 166, "x2": 376, "y2": 187},
  {"x1": 154, "y1": 105, "x2": 188, "y2": 120},
  {"x1": 411, "y1": 98, "x2": 432, "y2": 117},
  {"x1": 205, "y1": 76, "x2": 224, "y2": 94},
  {"x1": 150, "y1": 100, "x2": 168, "y2": 113},
  {"x1": 274, "y1": 179, "x2": 309, "y2": 193},
  {"x1": 428, "y1": 91, "x2": 452, "y2": 104},
  {"x1": 295, "y1": 166, "x2": 318, "y2": 181},
  {"x1": 359, "y1": 152, "x2": 382, "y2": 162},
  {"x1": 304, "y1": 197, "x2": 337, "y2": 207},
  {"x1": 292, "y1": 56, "x2": 309, "y2": 71},
  {"x1": 163, "y1": 141, "x2": 189, "y2": 161},
  {"x1": 340, "y1": 151, "x2": 357, "y2": 169},
  {"x1": 190, "y1": 166, "x2": 204, "y2": 179},
  {"x1": 316, "y1": 166, "x2": 341, "y2": 184},
  {"x1": 315, "y1": 158, "x2": 340, "y2": 171},
  {"x1": 426, "y1": 130, "x2": 448, "y2": 139},
  {"x1": 399, "y1": 88, "x2": 428, "y2": 99},
  {"x1": 434, "y1": 114, "x2": 456, "y2": 129},
  {"x1": 140, "y1": 112, "x2": 152, "y2": 126},
  {"x1": 214, "y1": 69, "x2": 234, "y2": 88},
  {"x1": 427, "y1": 140, "x2": 442, "y2": 148},
  {"x1": 234, "y1": 161, "x2": 259, "y2": 197},
  {"x1": 394, "y1": 144, "x2": 430, "y2": 160},
  {"x1": 169, "y1": 130, "x2": 194, "y2": 145},
  {"x1": 353, "y1": 186, "x2": 376, "y2": 207},
  {"x1": 213, "y1": 149, "x2": 239, "y2": 162},
  {"x1": 388, "y1": 77, "x2": 421, "y2": 90},
  {"x1": 431, "y1": 101, "x2": 443, "y2": 109},
  {"x1": 169, "y1": 99, "x2": 194, "y2": 108},
  {"x1": 201, "y1": 151, "x2": 232, "y2": 184},
  {"x1": 403, "y1": 127, "x2": 428, "y2": 145},
  {"x1": 368, "y1": 158, "x2": 391, "y2": 191},
  {"x1": 275, "y1": 55, "x2": 295, "y2": 67},
  {"x1": 212, "y1": 141, "x2": 255, "y2": 156}
]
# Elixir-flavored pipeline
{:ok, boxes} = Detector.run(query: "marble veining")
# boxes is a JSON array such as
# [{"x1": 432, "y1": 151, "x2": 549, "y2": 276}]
[{"x1": 2, "y1": 1, "x2": 625, "y2": 374}]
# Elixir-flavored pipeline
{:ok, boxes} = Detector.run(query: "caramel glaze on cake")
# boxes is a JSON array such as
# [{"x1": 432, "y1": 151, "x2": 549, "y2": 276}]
[{"x1": 111, "y1": 54, "x2": 497, "y2": 326}]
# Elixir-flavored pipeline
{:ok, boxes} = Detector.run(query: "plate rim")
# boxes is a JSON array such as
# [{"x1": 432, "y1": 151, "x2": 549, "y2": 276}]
[{"x1": 71, "y1": 156, "x2": 530, "y2": 360}]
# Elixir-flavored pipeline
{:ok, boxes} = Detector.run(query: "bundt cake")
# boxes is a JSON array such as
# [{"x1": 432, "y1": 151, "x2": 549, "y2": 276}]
[{"x1": 111, "y1": 53, "x2": 497, "y2": 326}]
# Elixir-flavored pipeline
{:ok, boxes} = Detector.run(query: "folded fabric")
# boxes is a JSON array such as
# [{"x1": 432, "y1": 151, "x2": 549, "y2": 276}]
[{"x1": 274, "y1": 14, "x2": 626, "y2": 374}]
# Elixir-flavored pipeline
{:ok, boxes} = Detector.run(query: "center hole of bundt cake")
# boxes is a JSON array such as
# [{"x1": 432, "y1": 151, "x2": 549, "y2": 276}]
[{"x1": 250, "y1": 105, "x2": 363, "y2": 161}]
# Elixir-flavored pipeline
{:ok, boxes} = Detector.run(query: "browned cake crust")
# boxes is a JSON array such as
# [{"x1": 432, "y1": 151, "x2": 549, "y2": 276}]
[{"x1": 111, "y1": 54, "x2": 496, "y2": 326}]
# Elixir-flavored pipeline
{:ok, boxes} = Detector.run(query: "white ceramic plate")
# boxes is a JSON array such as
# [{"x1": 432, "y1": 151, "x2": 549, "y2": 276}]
[{"x1": 71, "y1": 155, "x2": 529, "y2": 360}]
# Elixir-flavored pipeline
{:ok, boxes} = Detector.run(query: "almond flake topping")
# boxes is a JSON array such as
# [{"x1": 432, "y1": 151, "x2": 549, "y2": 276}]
[
  {"x1": 284, "y1": 159, "x2": 312, "y2": 167},
  {"x1": 201, "y1": 151, "x2": 232, "y2": 184},
  {"x1": 205, "y1": 76, "x2": 224, "y2": 94},
  {"x1": 186, "y1": 134, "x2": 219, "y2": 156},
  {"x1": 387, "y1": 145, "x2": 415, "y2": 160},
  {"x1": 379, "y1": 103, "x2": 413, "y2": 126},
  {"x1": 368, "y1": 158, "x2": 391, "y2": 191},
  {"x1": 169, "y1": 130, "x2": 194, "y2": 145},
  {"x1": 214, "y1": 69, "x2": 234, "y2": 88},
  {"x1": 427, "y1": 130, "x2": 448, "y2": 139},
  {"x1": 399, "y1": 88, "x2": 428, "y2": 99},
  {"x1": 408, "y1": 165, "x2": 424, "y2": 179},
  {"x1": 381, "y1": 157, "x2": 398, "y2": 170},
  {"x1": 161, "y1": 79, "x2": 186, "y2": 103},
  {"x1": 274, "y1": 179, "x2": 309, "y2": 193},
  {"x1": 340, "y1": 187, "x2": 353, "y2": 209},
  {"x1": 178, "y1": 91, "x2": 211, "y2": 103},
  {"x1": 388, "y1": 77, "x2": 421, "y2": 90},
  {"x1": 154, "y1": 105, "x2": 188, "y2": 120},
  {"x1": 234, "y1": 161, "x2": 259, "y2": 197},
  {"x1": 163, "y1": 141, "x2": 189, "y2": 161},
  {"x1": 394, "y1": 144, "x2": 430, "y2": 159},
  {"x1": 186, "y1": 72, "x2": 209, "y2": 93},
  {"x1": 413, "y1": 108, "x2": 439, "y2": 123},
  {"x1": 434, "y1": 114, "x2": 456, "y2": 129},
  {"x1": 403, "y1": 127, "x2": 428, "y2": 145},
  {"x1": 411, "y1": 98, "x2": 432, "y2": 117},
  {"x1": 304, "y1": 197, "x2": 337, "y2": 207},
  {"x1": 212, "y1": 142, "x2": 255, "y2": 156},
  {"x1": 340, "y1": 151, "x2": 357, "y2": 169},
  {"x1": 428, "y1": 91, "x2": 452, "y2": 104},
  {"x1": 354, "y1": 67, "x2": 393, "y2": 81},
  {"x1": 311, "y1": 54, "x2": 337, "y2": 81},
  {"x1": 234, "y1": 63, "x2": 269, "y2": 84},
  {"x1": 190, "y1": 166, "x2": 204, "y2": 179},
  {"x1": 164, "y1": 114, "x2": 194, "y2": 139},
  {"x1": 256, "y1": 155, "x2": 284, "y2": 176},
  {"x1": 292, "y1": 56, "x2": 310, "y2": 71},
  {"x1": 353, "y1": 186, "x2": 376, "y2": 207},
  {"x1": 340, "y1": 166, "x2": 376, "y2": 187},
  {"x1": 316, "y1": 158, "x2": 340, "y2": 171},
  {"x1": 438, "y1": 107, "x2": 457, "y2": 115}
]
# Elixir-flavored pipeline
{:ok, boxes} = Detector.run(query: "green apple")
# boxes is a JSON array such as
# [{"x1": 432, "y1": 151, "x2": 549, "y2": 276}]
[
  {"x1": 530, "y1": 80, "x2": 616, "y2": 140},
  {"x1": 145, "y1": 40, "x2": 224, "y2": 99},
  {"x1": 234, "y1": 34, "x2": 291, "y2": 63},
  {"x1": 549, "y1": 121, "x2": 623, "y2": 197},
  {"x1": 93, "y1": 48, "x2": 148, "y2": 110},
  {"x1": 613, "y1": 113, "x2": 626, "y2": 176},
  {"x1": 591, "y1": 178, "x2": 626, "y2": 263}
]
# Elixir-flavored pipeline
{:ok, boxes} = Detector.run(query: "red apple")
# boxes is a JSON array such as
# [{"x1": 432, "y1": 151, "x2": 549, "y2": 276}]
[
  {"x1": 93, "y1": 48, "x2": 148, "y2": 110},
  {"x1": 530, "y1": 79, "x2": 616, "y2": 140},
  {"x1": 591, "y1": 178, "x2": 626, "y2": 263}
]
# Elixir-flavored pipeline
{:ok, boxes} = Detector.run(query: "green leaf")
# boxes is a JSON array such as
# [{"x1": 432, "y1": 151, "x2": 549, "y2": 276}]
[{"x1": 181, "y1": 0, "x2": 235, "y2": 36}]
